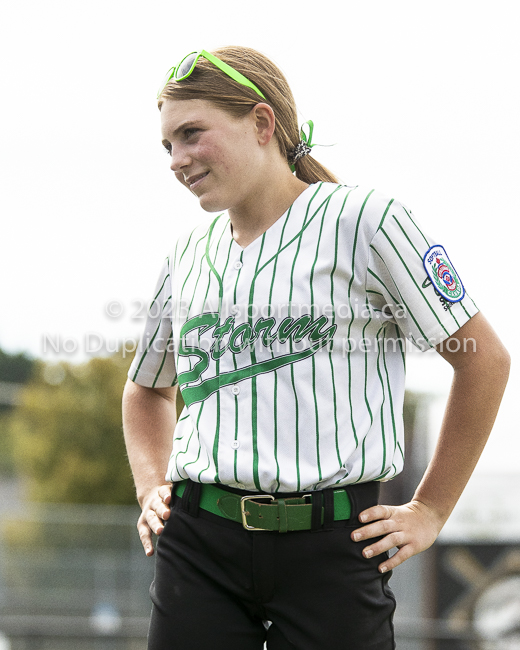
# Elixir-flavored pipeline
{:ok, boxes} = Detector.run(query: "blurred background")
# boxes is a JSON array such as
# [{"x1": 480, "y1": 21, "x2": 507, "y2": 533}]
[{"x1": 1, "y1": 0, "x2": 518, "y2": 647}]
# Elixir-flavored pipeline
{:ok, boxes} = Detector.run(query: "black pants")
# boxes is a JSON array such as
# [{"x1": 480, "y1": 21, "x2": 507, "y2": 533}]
[{"x1": 148, "y1": 481, "x2": 396, "y2": 650}]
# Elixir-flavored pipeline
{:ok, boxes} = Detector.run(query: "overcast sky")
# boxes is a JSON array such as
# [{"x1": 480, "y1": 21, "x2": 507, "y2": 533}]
[{"x1": 1, "y1": 1, "x2": 518, "y2": 473}]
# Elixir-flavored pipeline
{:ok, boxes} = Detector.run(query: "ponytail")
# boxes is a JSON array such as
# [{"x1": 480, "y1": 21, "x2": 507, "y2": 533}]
[{"x1": 293, "y1": 154, "x2": 339, "y2": 184}]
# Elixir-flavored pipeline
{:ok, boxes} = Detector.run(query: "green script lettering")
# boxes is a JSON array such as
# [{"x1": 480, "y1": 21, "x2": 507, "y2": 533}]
[
  {"x1": 177, "y1": 313, "x2": 219, "y2": 385},
  {"x1": 228, "y1": 322, "x2": 254, "y2": 354},
  {"x1": 210, "y1": 315, "x2": 235, "y2": 360},
  {"x1": 252, "y1": 317, "x2": 277, "y2": 347},
  {"x1": 276, "y1": 315, "x2": 313, "y2": 343},
  {"x1": 177, "y1": 312, "x2": 337, "y2": 403}
]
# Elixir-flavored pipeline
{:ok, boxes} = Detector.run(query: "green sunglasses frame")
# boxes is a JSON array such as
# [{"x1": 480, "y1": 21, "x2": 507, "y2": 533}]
[{"x1": 157, "y1": 49, "x2": 266, "y2": 100}]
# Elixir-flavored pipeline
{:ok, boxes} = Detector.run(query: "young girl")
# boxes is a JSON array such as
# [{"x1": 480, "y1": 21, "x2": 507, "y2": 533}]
[{"x1": 122, "y1": 46, "x2": 510, "y2": 650}]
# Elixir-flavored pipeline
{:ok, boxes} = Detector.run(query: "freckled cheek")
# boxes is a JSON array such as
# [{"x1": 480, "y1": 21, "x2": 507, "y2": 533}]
[
  {"x1": 198, "y1": 141, "x2": 245, "y2": 181},
  {"x1": 198, "y1": 143, "x2": 227, "y2": 170},
  {"x1": 208, "y1": 151, "x2": 236, "y2": 178}
]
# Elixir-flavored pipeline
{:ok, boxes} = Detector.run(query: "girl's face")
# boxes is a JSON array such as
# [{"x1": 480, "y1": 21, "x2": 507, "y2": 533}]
[{"x1": 161, "y1": 98, "x2": 267, "y2": 214}]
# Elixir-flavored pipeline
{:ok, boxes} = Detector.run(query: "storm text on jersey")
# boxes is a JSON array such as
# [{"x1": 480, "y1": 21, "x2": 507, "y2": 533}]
[{"x1": 178, "y1": 312, "x2": 337, "y2": 406}]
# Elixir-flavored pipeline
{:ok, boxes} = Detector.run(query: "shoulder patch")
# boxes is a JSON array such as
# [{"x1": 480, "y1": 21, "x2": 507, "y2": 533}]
[{"x1": 423, "y1": 245, "x2": 465, "y2": 303}]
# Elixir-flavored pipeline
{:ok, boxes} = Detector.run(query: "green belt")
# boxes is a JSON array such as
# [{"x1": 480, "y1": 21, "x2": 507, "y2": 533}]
[{"x1": 174, "y1": 481, "x2": 352, "y2": 532}]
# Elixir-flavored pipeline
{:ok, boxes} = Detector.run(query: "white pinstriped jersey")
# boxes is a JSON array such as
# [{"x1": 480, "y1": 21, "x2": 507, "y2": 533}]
[{"x1": 128, "y1": 183, "x2": 478, "y2": 493}]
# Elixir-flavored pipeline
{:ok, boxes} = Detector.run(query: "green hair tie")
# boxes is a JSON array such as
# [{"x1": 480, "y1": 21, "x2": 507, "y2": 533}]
[{"x1": 289, "y1": 120, "x2": 315, "y2": 172}]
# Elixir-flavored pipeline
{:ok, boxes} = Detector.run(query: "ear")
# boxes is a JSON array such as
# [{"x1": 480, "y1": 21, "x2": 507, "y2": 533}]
[{"x1": 251, "y1": 103, "x2": 276, "y2": 146}]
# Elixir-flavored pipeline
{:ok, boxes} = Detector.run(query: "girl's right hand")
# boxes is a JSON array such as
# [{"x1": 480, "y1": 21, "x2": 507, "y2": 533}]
[{"x1": 137, "y1": 483, "x2": 173, "y2": 556}]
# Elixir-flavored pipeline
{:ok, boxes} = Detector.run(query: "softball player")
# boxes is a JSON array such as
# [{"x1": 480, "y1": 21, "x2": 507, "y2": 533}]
[{"x1": 122, "y1": 46, "x2": 510, "y2": 650}]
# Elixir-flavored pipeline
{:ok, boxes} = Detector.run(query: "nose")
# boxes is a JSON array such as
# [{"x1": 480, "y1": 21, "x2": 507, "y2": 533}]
[{"x1": 169, "y1": 144, "x2": 191, "y2": 174}]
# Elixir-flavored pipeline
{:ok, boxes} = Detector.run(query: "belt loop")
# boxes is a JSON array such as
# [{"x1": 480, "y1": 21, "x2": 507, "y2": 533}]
[
  {"x1": 323, "y1": 488, "x2": 334, "y2": 531},
  {"x1": 180, "y1": 480, "x2": 202, "y2": 518},
  {"x1": 345, "y1": 485, "x2": 357, "y2": 522},
  {"x1": 277, "y1": 499, "x2": 288, "y2": 533},
  {"x1": 180, "y1": 480, "x2": 192, "y2": 512},
  {"x1": 188, "y1": 481, "x2": 202, "y2": 518},
  {"x1": 311, "y1": 491, "x2": 323, "y2": 532}
]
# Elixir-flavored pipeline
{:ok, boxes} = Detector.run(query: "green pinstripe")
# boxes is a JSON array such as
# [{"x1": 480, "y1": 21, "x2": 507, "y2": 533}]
[
  {"x1": 232, "y1": 246, "x2": 243, "y2": 484},
  {"x1": 381, "y1": 327, "x2": 398, "y2": 464},
  {"x1": 400, "y1": 205, "x2": 429, "y2": 247},
  {"x1": 252, "y1": 184, "x2": 345, "y2": 278},
  {"x1": 308, "y1": 193, "x2": 339, "y2": 484},
  {"x1": 178, "y1": 379, "x2": 206, "y2": 480},
  {"x1": 369, "y1": 246, "x2": 435, "y2": 346},
  {"x1": 394, "y1": 323, "x2": 406, "y2": 372},
  {"x1": 345, "y1": 194, "x2": 395, "y2": 459},
  {"x1": 286, "y1": 185, "x2": 331, "y2": 490},
  {"x1": 176, "y1": 429, "x2": 194, "y2": 473},
  {"x1": 391, "y1": 214, "x2": 462, "y2": 330},
  {"x1": 196, "y1": 400, "x2": 212, "y2": 483},
  {"x1": 249, "y1": 234, "x2": 266, "y2": 490},
  {"x1": 374, "y1": 324, "x2": 387, "y2": 474},
  {"x1": 367, "y1": 268, "x2": 401, "y2": 304},
  {"x1": 357, "y1": 298, "x2": 375, "y2": 483},
  {"x1": 214, "y1": 220, "x2": 236, "y2": 481},
  {"x1": 390, "y1": 214, "x2": 423, "y2": 258},
  {"x1": 268, "y1": 208, "x2": 294, "y2": 492},
  {"x1": 379, "y1": 227, "x2": 451, "y2": 338},
  {"x1": 131, "y1": 296, "x2": 172, "y2": 382},
  {"x1": 151, "y1": 329, "x2": 174, "y2": 388},
  {"x1": 179, "y1": 233, "x2": 211, "y2": 308},
  {"x1": 329, "y1": 189, "x2": 354, "y2": 472},
  {"x1": 399, "y1": 203, "x2": 477, "y2": 320},
  {"x1": 151, "y1": 270, "x2": 170, "y2": 306},
  {"x1": 346, "y1": 190, "x2": 376, "y2": 448}
]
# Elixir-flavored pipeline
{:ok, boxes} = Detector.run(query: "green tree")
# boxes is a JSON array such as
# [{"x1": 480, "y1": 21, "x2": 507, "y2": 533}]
[
  {"x1": 0, "y1": 347, "x2": 34, "y2": 384},
  {"x1": 0, "y1": 347, "x2": 36, "y2": 474},
  {"x1": 9, "y1": 351, "x2": 140, "y2": 505}
]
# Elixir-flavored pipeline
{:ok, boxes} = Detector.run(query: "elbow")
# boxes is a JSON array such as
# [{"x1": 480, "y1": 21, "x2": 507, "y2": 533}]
[
  {"x1": 485, "y1": 341, "x2": 511, "y2": 389},
  {"x1": 497, "y1": 344, "x2": 511, "y2": 380},
  {"x1": 454, "y1": 338, "x2": 510, "y2": 389}
]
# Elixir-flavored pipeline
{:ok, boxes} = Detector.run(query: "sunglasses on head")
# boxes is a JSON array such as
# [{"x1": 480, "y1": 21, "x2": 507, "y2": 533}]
[{"x1": 157, "y1": 50, "x2": 266, "y2": 100}]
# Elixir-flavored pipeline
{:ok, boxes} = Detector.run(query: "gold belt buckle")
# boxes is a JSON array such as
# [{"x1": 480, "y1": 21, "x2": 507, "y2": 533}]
[{"x1": 240, "y1": 494, "x2": 275, "y2": 530}]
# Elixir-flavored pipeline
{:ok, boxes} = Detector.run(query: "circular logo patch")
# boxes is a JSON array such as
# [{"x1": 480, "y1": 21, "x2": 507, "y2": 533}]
[{"x1": 423, "y1": 245, "x2": 465, "y2": 303}]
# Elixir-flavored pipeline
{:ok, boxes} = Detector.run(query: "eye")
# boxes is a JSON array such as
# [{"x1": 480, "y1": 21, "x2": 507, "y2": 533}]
[
  {"x1": 184, "y1": 128, "x2": 199, "y2": 139},
  {"x1": 163, "y1": 143, "x2": 172, "y2": 155}
]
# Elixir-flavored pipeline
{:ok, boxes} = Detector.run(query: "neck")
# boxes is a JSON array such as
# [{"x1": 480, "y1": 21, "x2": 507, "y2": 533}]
[{"x1": 229, "y1": 169, "x2": 309, "y2": 249}]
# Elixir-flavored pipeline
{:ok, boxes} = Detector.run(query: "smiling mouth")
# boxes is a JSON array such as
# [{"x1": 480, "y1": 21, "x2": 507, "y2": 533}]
[{"x1": 188, "y1": 172, "x2": 209, "y2": 189}]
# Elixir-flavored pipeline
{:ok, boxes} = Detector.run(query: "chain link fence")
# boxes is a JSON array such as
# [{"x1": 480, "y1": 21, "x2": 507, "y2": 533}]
[
  {"x1": 0, "y1": 503, "x2": 516, "y2": 649},
  {"x1": 0, "y1": 503, "x2": 152, "y2": 649}
]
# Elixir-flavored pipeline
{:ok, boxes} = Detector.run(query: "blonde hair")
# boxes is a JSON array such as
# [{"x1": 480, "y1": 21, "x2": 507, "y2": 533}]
[{"x1": 158, "y1": 46, "x2": 339, "y2": 185}]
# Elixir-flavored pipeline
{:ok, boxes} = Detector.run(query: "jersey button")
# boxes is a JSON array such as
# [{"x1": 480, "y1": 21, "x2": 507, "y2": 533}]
[
  {"x1": 230, "y1": 304, "x2": 240, "y2": 315},
  {"x1": 237, "y1": 483, "x2": 246, "y2": 489},
  {"x1": 233, "y1": 260, "x2": 243, "y2": 270},
  {"x1": 231, "y1": 440, "x2": 240, "y2": 449},
  {"x1": 231, "y1": 384, "x2": 240, "y2": 395}
]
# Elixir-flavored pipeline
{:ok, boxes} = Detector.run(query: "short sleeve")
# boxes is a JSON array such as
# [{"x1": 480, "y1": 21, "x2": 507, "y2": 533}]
[
  {"x1": 128, "y1": 258, "x2": 178, "y2": 387},
  {"x1": 366, "y1": 201, "x2": 479, "y2": 351}
]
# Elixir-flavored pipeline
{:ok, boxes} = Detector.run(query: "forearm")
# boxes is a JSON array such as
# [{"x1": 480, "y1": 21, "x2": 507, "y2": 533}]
[
  {"x1": 352, "y1": 313, "x2": 510, "y2": 572},
  {"x1": 413, "y1": 341, "x2": 510, "y2": 527},
  {"x1": 122, "y1": 379, "x2": 177, "y2": 505}
]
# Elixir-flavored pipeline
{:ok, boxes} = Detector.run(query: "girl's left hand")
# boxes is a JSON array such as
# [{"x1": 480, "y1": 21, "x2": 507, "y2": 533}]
[{"x1": 351, "y1": 500, "x2": 444, "y2": 573}]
